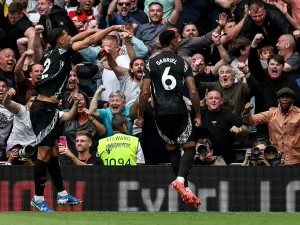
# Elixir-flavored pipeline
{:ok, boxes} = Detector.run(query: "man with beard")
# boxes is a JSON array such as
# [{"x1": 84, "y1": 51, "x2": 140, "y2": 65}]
[
  {"x1": 68, "y1": 0, "x2": 98, "y2": 32},
  {"x1": 182, "y1": 22, "x2": 199, "y2": 38},
  {"x1": 248, "y1": 33, "x2": 300, "y2": 137},
  {"x1": 0, "y1": 48, "x2": 16, "y2": 88},
  {"x1": 197, "y1": 90, "x2": 247, "y2": 164},
  {"x1": 107, "y1": 0, "x2": 139, "y2": 26},
  {"x1": 196, "y1": 64, "x2": 258, "y2": 116},
  {"x1": 107, "y1": 55, "x2": 145, "y2": 106},
  {"x1": 0, "y1": 77, "x2": 14, "y2": 161},
  {"x1": 242, "y1": 87, "x2": 300, "y2": 165},
  {"x1": 136, "y1": 0, "x2": 182, "y2": 49},
  {"x1": 276, "y1": 34, "x2": 300, "y2": 73},
  {"x1": 38, "y1": 0, "x2": 78, "y2": 44}
]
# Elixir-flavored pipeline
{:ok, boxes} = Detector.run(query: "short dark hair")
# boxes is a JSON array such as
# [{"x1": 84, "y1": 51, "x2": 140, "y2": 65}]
[
  {"x1": 112, "y1": 115, "x2": 128, "y2": 132},
  {"x1": 159, "y1": 30, "x2": 176, "y2": 48},
  {"x1": 28, "y1": 63, "x2": 44, "y2": 73},
  {"x1": 250, "y1": 0, "x2": 265, "y2": 10},
  {"x1": 149, "y1": 2, "x2": 163, "y2": 9},
  {"x1": 130, "y1": 58, "x2": 145, "y2": 68},
  {"x1": 76, "y1": 131, "x2": 93, "y2": 141},
  {"x1": 229, "y1": 37, "x2": 250, "y2": 57},
  {"x1": 268, "y1": 54, "x2": 284, "y2": 65},
  {"x1": 8, "y1": 2, "x2": 23, "y2": 14},
  {"x1": 253, "y1": 138, "x2": 269, "y2": 148}
]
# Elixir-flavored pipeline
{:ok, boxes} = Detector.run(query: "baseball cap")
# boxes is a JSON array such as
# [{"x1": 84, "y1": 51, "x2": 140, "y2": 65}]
[
  {"x1": 276, "y1": 87, "x2": 295, "y2": 99},
  {"x1": 48, "y1": 27, "x2": 65, "y2": 48}
]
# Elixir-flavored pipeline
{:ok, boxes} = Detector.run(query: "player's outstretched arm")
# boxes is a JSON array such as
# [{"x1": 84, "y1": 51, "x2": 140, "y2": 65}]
[
  {"x1": 71, "y1": 25, "x2": 125, "y2": 52},
  {"x1": 186, "y1": 76, "x2": 201, "y2": 124},
  {"x1": 60, "y1": 94, "x2": 79, "y2": 122}
]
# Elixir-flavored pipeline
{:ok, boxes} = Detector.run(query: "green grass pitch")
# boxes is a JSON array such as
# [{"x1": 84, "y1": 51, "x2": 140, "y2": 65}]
[{"x1": 0, "y1": 212, "x2": 300, "y2": 225}]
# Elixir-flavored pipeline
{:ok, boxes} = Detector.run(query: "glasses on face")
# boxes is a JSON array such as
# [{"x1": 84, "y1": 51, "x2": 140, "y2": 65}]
[{"x1": 118, "y1": 2, "x2": 131, "y2": 6}]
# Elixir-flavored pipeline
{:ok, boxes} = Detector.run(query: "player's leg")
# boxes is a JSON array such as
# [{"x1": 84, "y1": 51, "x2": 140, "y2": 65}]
[
  {"x1": 181, "y1": 141, "x2": 201, "y2": 208},
  {"x1": 30, "y1": 145, "x2": 54, "y2": 212},
  {"x1": 49, "y1": 145, "x2": 82, "y2": 206}
]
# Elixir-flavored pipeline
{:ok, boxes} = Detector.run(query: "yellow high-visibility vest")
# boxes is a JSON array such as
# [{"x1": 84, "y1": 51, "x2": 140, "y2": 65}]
[{"x1": 97, "y1": 133, "x2": 139, "y2": 166}]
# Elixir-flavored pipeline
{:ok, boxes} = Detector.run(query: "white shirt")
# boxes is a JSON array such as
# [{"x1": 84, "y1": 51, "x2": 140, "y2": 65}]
[
  {"x1": 100, "y1": 55, "x2": 130, "y2": 101},
  {"x1": 7, "y1": 105, "x2": 36, "y2": 149}
]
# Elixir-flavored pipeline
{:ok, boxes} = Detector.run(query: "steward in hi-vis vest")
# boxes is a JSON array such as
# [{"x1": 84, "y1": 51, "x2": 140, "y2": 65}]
[{"x1": 97, "y1": 115, "x2": 145, "y2": 165}]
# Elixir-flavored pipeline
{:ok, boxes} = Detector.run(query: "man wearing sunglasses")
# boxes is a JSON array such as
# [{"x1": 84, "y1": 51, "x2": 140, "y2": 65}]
[{"x1": 107, "y1": 0, "x2": 139, "y2": 26}]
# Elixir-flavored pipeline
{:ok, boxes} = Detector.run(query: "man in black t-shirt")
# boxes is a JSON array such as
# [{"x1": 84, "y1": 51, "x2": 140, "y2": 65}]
[
  {"x1": 29, "y1": 25, "x2": 124, "y2": 212},
  {"x1": 197, "y1": 90, "x2": 247, "y2": 164},
  {"x1": 137, "y1": 30, "x2": 201, "y2": 208},
  {"x1": 1, "y1": 2, "x2": 38, "y2": 60}
]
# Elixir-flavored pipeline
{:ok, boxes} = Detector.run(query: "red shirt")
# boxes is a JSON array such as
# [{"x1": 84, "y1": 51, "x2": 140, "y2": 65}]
[{"x1": 68, "y1": 10, "x2": 97, "y2": 32}]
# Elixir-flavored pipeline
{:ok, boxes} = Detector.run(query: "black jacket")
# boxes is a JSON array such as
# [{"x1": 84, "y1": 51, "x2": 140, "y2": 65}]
[
  {"x1": 39, "y1": 5, "x2": 78, "y2": 41},
  {"x1": 242, "y1": 4, "x2": 293, "y2": 47},
  {"x1": 248, "y1": 47, "x2": 300, "y2": 114}
]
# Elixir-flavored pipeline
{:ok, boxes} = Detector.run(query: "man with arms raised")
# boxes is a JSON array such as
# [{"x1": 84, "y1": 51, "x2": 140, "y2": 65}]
[{"x1": 29, "y1": 25, "x2": 124, "y2": 212}]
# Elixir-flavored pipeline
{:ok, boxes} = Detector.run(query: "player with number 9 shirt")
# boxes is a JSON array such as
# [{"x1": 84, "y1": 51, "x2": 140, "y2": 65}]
[{"x1": 137, "y1": 29, "x2": 202, "y2": 208}]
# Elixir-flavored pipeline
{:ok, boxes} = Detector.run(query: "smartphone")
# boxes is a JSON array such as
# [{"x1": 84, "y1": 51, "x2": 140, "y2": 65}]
[{"x1": 59, "y1": 136, "x2": 67, "y2": 148}]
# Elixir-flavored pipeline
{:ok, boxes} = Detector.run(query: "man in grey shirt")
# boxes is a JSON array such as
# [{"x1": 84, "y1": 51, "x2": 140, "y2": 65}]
[{"x1": 136, "y1": 0, "x2": 182, "y2": 52}]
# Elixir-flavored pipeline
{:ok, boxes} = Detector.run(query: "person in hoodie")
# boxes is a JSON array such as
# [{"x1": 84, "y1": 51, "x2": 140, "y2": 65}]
[{"x1": 37, "y1": 0, "x2": 77, "y2": 44}]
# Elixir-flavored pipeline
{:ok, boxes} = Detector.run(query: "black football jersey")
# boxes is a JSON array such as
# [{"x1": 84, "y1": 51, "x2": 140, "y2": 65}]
[
  {"x1": 144, "y1": 51, "x2": 193, "y2": 116},
  {"x1": 35, "y1": 45, "x2": 76, "y2": 99}
]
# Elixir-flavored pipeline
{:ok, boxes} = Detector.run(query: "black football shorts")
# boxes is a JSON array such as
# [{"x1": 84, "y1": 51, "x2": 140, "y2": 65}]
[
  {"x1": 154, "y1": 113, "x2": 194, "y2": 145},
  {"x1": 30, "y1": 99, "x2": 63, "y2": 147}
]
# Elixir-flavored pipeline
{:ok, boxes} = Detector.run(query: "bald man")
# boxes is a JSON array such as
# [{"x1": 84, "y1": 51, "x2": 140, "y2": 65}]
[
  {"x1": 276, "y1": 34, "x2": 300, "y2": 72},
  {"x1": 0, "y1": 48, "x2": 17, "y2": 88}
]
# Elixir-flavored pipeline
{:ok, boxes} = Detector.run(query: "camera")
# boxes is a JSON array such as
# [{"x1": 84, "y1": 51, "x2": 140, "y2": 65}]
[
  {"x1": 18, "y1": 145, "x2": 36, "y2": 159},
  {"x1": 249, "y1": 147, "x2": 262, "y2": 161},
  {"x1": 264, "y1": 145, "x2": 281, "y2": 160},
  {"x1": 197, "y1": 144, "x2": 209, "y2": 157}
]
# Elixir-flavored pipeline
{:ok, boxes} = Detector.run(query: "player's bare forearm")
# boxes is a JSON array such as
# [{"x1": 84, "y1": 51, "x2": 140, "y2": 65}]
[
  {"x1": 60, "y1": 103, "x2": 78, "y2": 122},
  {"x1": 186, "y1": 77, "x2": 201, "y2": 118},
  {"x1": 138, "y1": 79, "x2": 151, "y2": 119}
]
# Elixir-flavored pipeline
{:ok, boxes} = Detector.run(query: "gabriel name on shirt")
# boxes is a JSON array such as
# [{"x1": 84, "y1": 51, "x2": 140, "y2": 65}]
[{"x1": 156, "y1": 58, "x2": 177, "y2": 65}]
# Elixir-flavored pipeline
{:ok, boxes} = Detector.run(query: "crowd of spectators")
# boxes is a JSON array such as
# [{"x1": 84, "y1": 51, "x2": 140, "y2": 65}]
[{"x1": 0, "y1": 0, "x2": 299, "y2": 166}]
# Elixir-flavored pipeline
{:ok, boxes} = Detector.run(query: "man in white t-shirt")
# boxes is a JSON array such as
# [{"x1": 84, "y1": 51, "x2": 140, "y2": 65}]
[
  {"x1": 0, "y1": 77, "x2": 14, "y2": 160},
  {"x1": 3, "y1": 88, "x2": 36, "y2": 150},
  {"x1": 99, "y1": 35, "x2": 130, "y2": 101}
]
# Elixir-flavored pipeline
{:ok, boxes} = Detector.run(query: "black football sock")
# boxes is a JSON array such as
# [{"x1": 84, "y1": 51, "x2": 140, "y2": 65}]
[
  {"x1": 178, "y1": 147, "x2": 195, "y2": 180},
  {"x1": 48, "y1": 157, "x2": 65, "y2": 192},
  {"x1": 168, "y1": 149, "x2": 181, "y2": 178},
  {"x1": 34, "y1": 159, "x2": 48, "y2": 196}
]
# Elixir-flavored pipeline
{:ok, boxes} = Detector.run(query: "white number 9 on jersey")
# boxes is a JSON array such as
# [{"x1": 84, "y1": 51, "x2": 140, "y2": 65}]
[{"x1": 161, "y1": 67, "x2": 176, "y2": 90}]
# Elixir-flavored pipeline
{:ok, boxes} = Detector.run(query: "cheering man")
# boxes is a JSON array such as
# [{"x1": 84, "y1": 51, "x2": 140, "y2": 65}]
[
  {"x1": 29, "y1": 25, "x2": 124, "y2": 212},
  {"x1": 137, "y1": 30, "x2": 202, "y2": 208}
]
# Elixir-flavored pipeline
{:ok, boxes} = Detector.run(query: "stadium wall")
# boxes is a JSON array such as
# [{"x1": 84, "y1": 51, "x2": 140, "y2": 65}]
[{"x1": 0, "y1": 166, "x2": 300, "y2": 212}]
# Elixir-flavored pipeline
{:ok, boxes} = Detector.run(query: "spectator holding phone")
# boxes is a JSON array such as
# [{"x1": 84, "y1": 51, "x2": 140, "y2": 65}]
[{"x1": 59, "y1": 131, "x2": 103, "y2": 166}]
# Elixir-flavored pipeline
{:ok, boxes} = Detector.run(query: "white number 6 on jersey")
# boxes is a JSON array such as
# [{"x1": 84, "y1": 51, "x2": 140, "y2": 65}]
[{"x1": 161, "y1": 67, "x2": 176, "y2": 90}]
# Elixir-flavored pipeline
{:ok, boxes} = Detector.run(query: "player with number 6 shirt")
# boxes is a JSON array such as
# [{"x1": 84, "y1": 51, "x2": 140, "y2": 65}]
[
  {"x1": 137, "y1": 29, "x2": 202, "y2": 208},
  {"x1": 29, "y1": 25, "x2": 125, "y2": 212}
]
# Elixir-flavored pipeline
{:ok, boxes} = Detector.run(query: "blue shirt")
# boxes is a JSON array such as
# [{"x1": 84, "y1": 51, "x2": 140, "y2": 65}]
[
  {"x1": 98, "y1": 106, "x2": 133, "y2": 137},
  {"x1": 108, "y1": 12, "x2": 140, "y2": 26}
]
